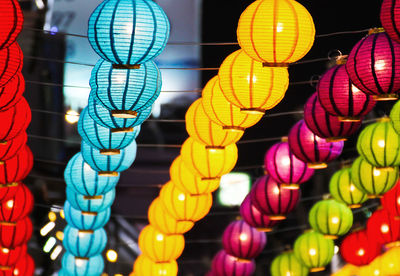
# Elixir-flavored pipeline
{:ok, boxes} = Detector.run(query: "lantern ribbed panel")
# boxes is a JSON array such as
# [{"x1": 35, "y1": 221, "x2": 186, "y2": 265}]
[
  {"x1": 62, "y1": 252, "x2": 104, "y2": 276},
  {"x1": 0, "y1": 216, "x2": 32, "y2": 249},
  {"x1": 0, "y1": 72, "x2": 24, "y2": 112},
  {"x1": 64, "y1": 201, "x2": 111, "y2": 231},
  {"x1": 211, "y1": 250, "x2": 256, "y2": 276},
  {"x1": 381, "y1": 0, "x2": 400, "y2": 43},
  {"x1": 390, "y1": 99, "x2": 400, "y2": 134},
  {"x1": 0, "y1": 145, "x2": 32, "y2": 185},
  {"x1": 381, "y1": 247, "x2": 400, "y2": 275},
  {"x1": 0, "y1": 184, "x2": 33, "y2": 223},
  {"x1": 0, "y1": 97, "x2": 31, "y2": 142},
  {"x1": 270, "y1": 252, "x2": 309, "y2": 276},
  {"x1": 66, "y1": 187, "x2": 115, "y2": 213},
  {"x1": 63, "y1": 226, "x2": 107, "y2": 258},
  {"x1": 0, "y1": 131, "x2": 26, "y2": 161},
  {"x1": 133, "y1": 255, "x2": 178, "y2": 276},
  {"x1": 0, "y1": 0, "x2": 23, "y2": 50},
  {"x1": 0, "y1": 42, "x2": 23, "y2": 87},
  {"x1": 381, "y1": 179, "x2": 400, "y2": 218},
  {"x1": 240, "y1": 195, "x2": 278, "y2": 232},
  {"x1": 367, "y1": 209, "x2": 400, "y2": 246},
  {"x1": 0, "y1": 184, "x2": 18, "y2": 202},
  {"x1": 0, "y1": 244, "x2": 26, "y2": 268},
  {"x1": 13, "y1": 254, "x2": 35, "y2": 276}
]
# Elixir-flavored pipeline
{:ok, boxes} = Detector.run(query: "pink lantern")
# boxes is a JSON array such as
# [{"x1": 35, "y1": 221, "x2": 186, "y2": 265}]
[
  {"x1": 211, "y1": 250, "x2": 256, "y2": 276},
  {"x1": 240, "y1": 195, "x2": 278, "y2": 232},
  {"x1": 250, "y1": 175, "x2": 300, "y2": 221},
  {"x1": 288, "y1": 119, "x2": 344, "y2": 169},
  {"x1": 380, "y1": 0, "x2": 400, "y2": 44},
  {"x1": 264, "y1": 141, "x2": 314, "y2": 190}
]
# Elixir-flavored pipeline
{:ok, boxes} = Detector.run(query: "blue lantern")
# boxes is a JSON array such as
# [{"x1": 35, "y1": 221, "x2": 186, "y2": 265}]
[
  {"x1": 66, "y1": 187, "x2": 115, "y2": 213},
  {"x1": 87, "y1": 0, "x2": 170, "y2": 65},
  {"x1": 91, "y1": 59, "x2": 161, "y2": 117},
  {"x1": 62, "y1": 252, "x2": 104, "y2": 276},
  {"x1": 64, "y1": 152, "x2": 119, "y2": 197},
  {"x1": 63, "y1": 226, "x2": 107, "y2": 258},
  {"x1": 81, "y1": 140, "x2": 137, "y2": 176},
  {"x1": 58, "y1": 270, "x2": 67, "y2": 276},
  {"x1": 64, "y1": 201, "x2": 111, "y2": 231},
  {"x1": 78, "y1": 107, "x2": 138, "y2": 155}
]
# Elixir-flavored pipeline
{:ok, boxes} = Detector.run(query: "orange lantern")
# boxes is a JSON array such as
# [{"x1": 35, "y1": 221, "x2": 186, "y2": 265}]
[{"x1": 133, "y1": 255, "x2": 178, "y2": 276}]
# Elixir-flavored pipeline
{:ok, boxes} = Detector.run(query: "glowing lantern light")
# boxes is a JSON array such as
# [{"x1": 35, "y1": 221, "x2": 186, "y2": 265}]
[
  {"x1": 0, "y1": 72, "x2": 25, "y2": 111},
  {"x1": 133, "y1": 255, "x2": 178, "y2": 276},
  {"x1": 0, "y1": 216, "x2": 32, "y2": 248},
  {"x1": 270, "y1": 251, "x2": 309, "y2": 276},
  {"x1": 0, "y1": 131, "x2": 26, "y2": 162},
  {"x1": 240, "y1": 195, "x2": 279, "y2": 232},
  {"x1": 0, "y1": 0, "x2": 23, "y2": 50},
  {"x1": 0, "y1": 145, "x2": 33, "y2": 185},
  {"x1": 0, "y1": 244, "x2": 26, "y2": 269},
  {"x1": 211, "y1": 250, "x2": 256, "y2": 276},
  {"x1": 66, "y1": 187, "x2": 115, "y2": 213},
  {"x1": 63, "y1": 201, "x2": 110, "y2": 231},
  {"x1": 0, "y1": 42, "x2": 23, "y2": 87},
  {"x1": 63, "y1": 226, "x2": 107, "y2": 258},
  {"x1": 381, "y1": 179, "x2": 400, "y2": 219},
  {"x1": 0, "y1": 97, "x2": 30, "y2": 142},
  {"x1": 62, "y1": 252, "x2": 104, "y2": 276},
  {"x1": 13, "y1": 254, "x2": 35, "y2": 276},
  {"x1": 381, "y1": 0, "x2": 400, "y2": 43},
  {"x1": 367, "y1": 209, "x2": 400, "y2": 247},
  {"x1": 0, "y1": 183, "x2": 33, "y2": 223},
  {"x1": 218, "y1": 172, "x2": 251, "y2": 207},
  {"x1": 380, "y1": 247, "x2": 400, "y2": 275}
]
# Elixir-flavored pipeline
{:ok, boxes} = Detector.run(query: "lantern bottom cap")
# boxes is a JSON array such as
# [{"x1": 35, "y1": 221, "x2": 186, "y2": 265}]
[
  {"x1": 375, "y1": 166, "x2": 396, "y2": 172},
  {"x1": 222, "y1": 126, "x2": 245, "y2": 133},
  {"x1": 240, "y1": 108, "x2": 265, "y2": 115},
  {"x1": 78, "y1": 230, "x2": 94, "y2": 234},
  {"x1": 325, "y1": 137, "x2": 347, "y2": 142},
  {"x1": 310, "y1": 267, "x2": 326, "y2": 273},
  {"x1": 281, "y1": 183, "x2": 300, "y2": 190},
  {"x1": 112, "y1": 64, "x2": 141, "y2": 69},
  {"x1": 395, "y1": 216, "x2": 400, "y2": 220},
  {"x1": 338, "y1": 116, "x2": 362, "y2": 122},
  {"x1": 83, "y1": 195, "x2": 103, "y2": 200},
  {"x1": 256, "y1": 227, "x2": 273, "y2": 232},
  {"x1": 100, "y1": 149, "x2": 121, "y2": 155},
  {"x1": 307, "y1": 163, "x2": 328, "y2": 169},
  {"x1": 235, "y1": 258, "x2": 252, "y2": 263},
  {"x1": 0, "y1": 266, "x2": 11, "y2": 271},
  {"x1": 349, "y1": 204, "x2": 362, "y2": 209},
  {"x1": 323, "y1": 234, "x2": 338, "y2": 240},
  {"x1": 373, "y1": 94, "x2": 398, "y2": 101},
  {"x1": 269, "y1": 215, "x2": 286, "y2": 221},
  {"x1": 205, "y1": 145, "x2": 225, "y2": 150},
  {"x1": 111, "y1": 110, "x2": 138, "y2": 119},
  {"x1": 385, "y1": 241, "x2": 400, "y2": 248},
  {"x1": 262, "y1": 62, "x2": 289, "y2": 67},
  {"x1": 367, "y1": 194, "x2": 383, "y2": 199},
  {"x1": 111, "y1": 127, "x2": 134, "y2": 133},
  {"x1": 98, "y1": 171, "x2": 119, "y2": 177}
]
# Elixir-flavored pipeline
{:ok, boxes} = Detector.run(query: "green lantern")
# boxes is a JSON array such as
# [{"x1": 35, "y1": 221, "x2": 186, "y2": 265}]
[
  {"x1": 308, "y1": 199, "x2": 353, "y2": 239},
  {"x1": 357, "y1": 118, "x2": 400, "y2": 168},
  {"x1": 329, "y1": 167, "x2": 368, "y2": 208},
  {"x1": 271, "y1": 251, "x2": 309, "y2": 276},
  {"x1": 390, "y1": 99, "x2": 400, "y2": 135},
  {"x1": 351, "y1": 156, "x2": 399, "y2": 198}
]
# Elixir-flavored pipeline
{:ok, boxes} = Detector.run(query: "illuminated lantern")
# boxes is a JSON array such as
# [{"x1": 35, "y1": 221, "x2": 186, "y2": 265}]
[
  {"x1": 0, "y1": 183, "x2": 33, "y2": 223},
  {"x1": 0, "y1": 145, "x2": 33, "y2": 185},
  {"x1": 359, "y1": 255, "x2": 384, "y2": 276},
  {"x1": 0, "y1": 97, "x2": 31, "y2": 142},
  {"x1": 0, "y1": 184, "x2": 18, "y2": 202},
  {"x1": 133, "y1": 255, "x2": 178, "y2": 276},
  {"x1": 239, "y1": 195, "x2": 279, "y2": 232},
  {"x1": 0, "y1": 42, "x2": 23, "y2": 87},
  {"x1": 138, "y1": 225, "x2": 185, "y2": 263},
  {"x1": 78, "y1": 107, "x2": 138, "y2": 155},
  {"x1": 288, "y1": 120, "x2": 344, "y2": 169},
  {"x1": 329, "y1": 167, "x2": 368, "y2": 208},
  {"x1": 91, "y1": 60, "x2": 161, "y2": 117},
  {"x1": 270, "y1": 251, "x2": 309, "y2": 276},
  {"x1": 218, "y1": 49, "x2": 289, "y2": 114},
  {"x1": 159, "y1": 182, "x2": 213, "y2": 222},
  {"x1": 66, "y1": 187, "x2": 115, "y2": 213},
  {"x1": 0, "y1": 0, "x2": 23, "y2": 49},
  {"x1": 340, "y1": 229, "x2": 381, "y2": 266},
  {"x1": 62, "y1": 252, "x2": 104, "y2": 276},
  {"x1": 389, "y1": 98, "x2": 400, "y2": 134},
  {"x1": 211, "y1": 250, "x2": 256, "y2": 276},
  {"x1": 293, "y1": 230, "x2": 335, "y2": 272},
  {"x1": 308, "y1": 199, "x2": 353, "y2": 239},
  {"x1": 236, "y1": 0, "x2": 315, "y2": 65},
  {"x1": 381, "y1": 247, "x2": 400, "y2": 275},
  {"x1": 264, "y1": 141, "x2": 314, "y2": 190},
  {"x1": 357, "y1": 118, "x2": 400, "y2": 168},
  {"x1": 64, "y1": 201, "x2": 111, "y2": 231},
  {"x1": 222, "y1": 219, "x2": 267, "y2": 260},
  {"x1": 331, "y1": 264, "x2": 360, "y2": 276},
  {"x1": 13, "y1": 254, "x2": 35, "y2": 276},
  {"x1": 185, "y1": 98, "x2": 243, "y2": 148},
  {"x1": 304, "y1": 93, "x2": 362, "y2": 141},
  {"x1": 351, "y1": 156, "x2": 398, "y2": 197},
  {"x1": 64, "y1": 152, "x2": 119, "y2": 197},
  {"x1": 170, "y1": 156, "x2": 220, "y2": 195},
  {"x1": 148, "y1": 197, "x2": 194, "y2": 235},
  {"x1": 317, "y1": 64, "x2": 376, "y2": 122},
  {"x1": 367, "y1": 208, "x2": 400, "y2": 247},
  {"x1": 0, "y1": 72, "x2": 24, "y2": 111},
  {"x1": 381, "y1": 179, "x2": 400, "y2": 218},
  {"x1": 63, "y1": 226, "x2": 107, "y2": 258},
  {"x1": 0, "y1": 217, "x2": 32, "y2": 248},
  {"x1": 250, "y1": 175, "x2": 300, "y2": 220},
  {"x1": 346, "y1": 31, "x2": 400, "y2": 101},
  {"x1": 202, "y1": 76, "x2": 263, "y2": 132},
  {"x1": 0, "y1": 244, "x2": 26, "y2": 268},
  {"x1": 88, "y1": 0, "x2": 170, "y2": 65},
  {"x1": 0, "y1": 131, "x2": 26, "y2": 161},
  {"x1": 381, "y1": 0, "x2": 400, "y2": 43},
  {"x1": 180, "y1": 137, "x2": 238, "y2": 179}
]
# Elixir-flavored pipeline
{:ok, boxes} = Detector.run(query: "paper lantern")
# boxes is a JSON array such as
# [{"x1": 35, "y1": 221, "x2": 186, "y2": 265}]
[
  {"x1": 304, "y1": 93, "x2": 362, "y2": 141},
  {"x1": 0, "y1": 0, "x2": 23, "y2": 50},
  {"x1": 329, "y1": 167, "x2": 368, "y2": 208},
  {"x1": 138, "y1": 225, "x2": 185, "y2": 263},
  {"x1": 88, "y1": 0, "x2": 170, "y2": 65},
  {"x1": 270, "y1": 251, "x2": 309, "y2": 276},
  {"x1": 218, "y1": 49, "x2": 289, "y2": 114},
  {"x1": 64, "y1": 201, "x2": 111, "y2": 231},
  {"x1": 211, "y1": 250, "x2": 256, "y2": 276},
  {"x1": 81, "y1": 140, "x2": 137, "y2": 175},
  {"x1": 293, "y1": 230, "x2": 335, "y2": 272},
  {"x1": 169, "y1": 156, "x2": 220, "y2": 195},
  {"x1": 0, "y1": 183, "x2": 33, "y2": 223},
  {"x1": 64, "y1": 152, "x2": 119, "y2": 197},
  {"x1": 250, "y1": 175, "x2": 300, "y2": 220},
  {"x1": 380, "y1": 247, "x2": 400, "y2": 275},
  {"x1": 148, "y1": 197, "x2": 194, "y2": 235},
  {"x1": 0, "y1": 131, "x2": 26, "y2": 161},
  {"x1": 359, "y1": 255, "x2": 384, "y2": 276},
  {"x1": 351, "y1": 156, "x2": 399, "y2": 197},
  {"x1": 63, "y1": 226, "x2": 107, "y2": 258},
  {"x1": 357, "y1": 118, "x2": 400, "y2": 168},
  {"x1": 180, "y1": 137, "x2": 238, "y2": 179},
  {"x1": 367, "y1": 208, "x2": 400, "y2": 247},
  {"x1": 66, "y1": 187, "x2": 115, "y2": 213},
  {"x1": 317, "y1": 64, "x2": 376, "y2": 122},
  {"x1": 159, "y1": 182, "x2": 213, "y2": 222},
  {"x1": 185, "y1": 99, "x2": 243, "y2": 148},
  {"x1": 0, "y1": 145, "x2": 33, "y2": 185},
  {"x1": 0, "y1": 217, "x2": 32, "y2": 248},
  {"x1": 202, "y1": 76, "x2": 263, "y2": 132},
  {"x1": 0, "y1": 97, "x2": 31, "y2": 142},
  {"x1": 239, "y1": 195, "x2": 278, "y2": 232},
  {"x1": 0, "y1": 72, "x2": 24, "y2": 111},
  {"x1": 381, "y1": 0, "x2": 400, "y2": 43},
  {"x1": 0, "y1": 244, "x2": 26, "y2": 269},
  {"x1": 12, "y1": 254, "x2": 35, "y2": 276},
  {"x1": 346, "y1": 31, "x2": 400, "y2": 100},
  {"x1": 288, "y1": 120, "x2": 344, "y2": 169},
  {"x1": 0, "y1": 184, "x2": 18, "y2": 202},
  {"x1": 222, "y1": 219, "x2": 267, "y2": 260},
  {"x1": 381, "y1": 179, "x2": 400, "y2": 218},
  {"x1": 340, "y1": 229, "x2": 381, "y2": 266},
  {"x1": 389, "y1": 98, "x2": 400, "y2": 134},
  {"x1": 308, "y1": 199, "x2": 353, "y2": 239},
  {"x1": 331, "y1": 264, "x2": 360, "y2": 276},
  {"x1": 0, "y1": 42, "x2": 23, "y2": 87},
  {"x1": 62, "y1": 252, "x2": 104, "y2": 276},
  {"x1": 133, "y1": 255, "x2": 178, "y2": 276},
  {"x1": 78, "y1": 107, "x2": 138, "y2": 155},
  {"x1": 91, "y1": 59, "x2": 161, "y2": 116},
  {"x1": 264, "y1": 141, "x2": 314, "y2": 190}
]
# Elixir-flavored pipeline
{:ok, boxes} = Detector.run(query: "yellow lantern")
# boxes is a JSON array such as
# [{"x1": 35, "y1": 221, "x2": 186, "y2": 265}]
[
  {"x1": 202, "y1": 76, "x2": 263, "y2": 132},
  {"x1": 359, "y1": 255, "x2": 384, "y2": 276},
  {"x1": 331, "y1": 264, "x2": 360, "y2": 276},
  {"x1": 133, "y1": 255, "x2": 178, "y2": 276},
  {"x1": 180, "y1": 137, "x2": 238, "y2": 179},
  {"x1": 381, "y1": 247, "x2": 400, "y2": 275},
  {"x1": 236, "y1": 0, "x2": 315, "y2": 65},
  {"x1": 185, "y1": 98, "x2": 243, "y2": 148},
  {"x1": 218, "y1": 49, "x2": 289, "y2": 114},
  {"x1": 170, "y1": 156, "x2": 220, "y2": 195},
  {"x1": 138, "y1": 225, "x2": 185, "y2": 263},
  {"x1": 148, "y1": 197, "x2": 194, "y2": 235}
]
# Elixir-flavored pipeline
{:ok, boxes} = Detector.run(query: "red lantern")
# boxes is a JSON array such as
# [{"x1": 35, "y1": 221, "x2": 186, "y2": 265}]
[
  {"x1": 0, "y1": 217, "x2": 32, "y2": 248},
  {"x1": 0, "y1": 145, "x2": 33, "y2": 185},
  {"x1": 0, "y1": 185, "x2": 18, "y2": 202},
  {"x1": 0, "y1": 0, "x2": 23, "y2": 50},
  {"x1": 381, "y1": 179, "x2": 400, "y2": 219},
  {"x1": 12, "y1": 254, "x2": 34, "y2": 276},
  {"x1": 380, "y1": 0, "x2": 400, "y2": 44},
  {"x1": 367, "y1": 209, "x2": 400, "y2": 247},
  {"x1": 0, "y1": 244, "x2": 26, "y2": 269},
  {"x1": 0, "y1": 73, "x2": 24, "y2": 111},
  {"x1": 0, "y1": 183, "x2": 33, "y2": 223},
  {"x1": 0, "y1": 97, "x2": 31, "y2": 142},
  {"x1": 0, "y1": 42, "x2": 23, "y2": 87},
  {"x1": 0, "y1": 132, "x2": 26, "y2": 162}
]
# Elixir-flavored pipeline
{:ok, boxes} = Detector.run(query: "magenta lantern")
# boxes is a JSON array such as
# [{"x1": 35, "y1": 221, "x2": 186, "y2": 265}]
[
  {"x1": 317, "y1": 64, "x2": 376, "y2": 122},
  {"x1": 381, "y1": 0, "x2": 400, "y2": 44},
  {"x1": 304, "y1": 93, "x2": 362, "y2": 141},
  {"x1": 264, "y1": 141, "x2": 314, "y2": 190},
  {"x1": 212, "y1": 250, "x2": 256, "y2": 276},
  {"x1": 240, "y1": 195, "x2": 279, "y2": 232},
  {"x1": 250, "y1": 175, "x2": 300, "y2": 220},
  {"x1": 288, "y1": 119, "x2": 344, "y2": 169},
  {"x1": 346, "y1": 31, "x2": 400, "y2": 101}
]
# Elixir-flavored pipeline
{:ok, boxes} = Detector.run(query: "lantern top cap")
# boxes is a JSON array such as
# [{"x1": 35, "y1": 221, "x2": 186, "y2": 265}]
[
  {"x1": 350, "y1": 226, "x2": 365, "y2": 233},
  {"x1": 377, "y1": 116, "x2": 390, "y2": 123},
  {"x1": 281, "y1": 136, "x2": 288, "y2": 142},
  {"x1": 335, "y1": 55, "x2": 348, "y2": 65},
  {"x1": 368, "y1": 27, "x2": 385, "y2": 35},
  {"x1": 322, "y1": 194, "x2": 332, "y2": 200}
]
